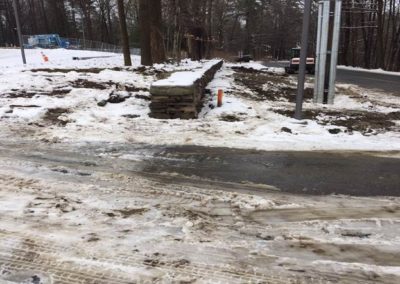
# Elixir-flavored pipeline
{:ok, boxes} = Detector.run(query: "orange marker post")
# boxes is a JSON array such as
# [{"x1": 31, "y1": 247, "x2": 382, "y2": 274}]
[
  {"x1": 41, "y1": 52, "x2": 49, "y2": 62},
  {"x1": 217, "y1": 89, "x2": 223, "y2": 107}
]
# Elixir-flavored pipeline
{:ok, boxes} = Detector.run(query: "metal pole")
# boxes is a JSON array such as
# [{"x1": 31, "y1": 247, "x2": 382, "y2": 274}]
[
  {"x1": 328, "y1": 0, "x2": 342, "y2": 104},
  {"x1": 313, "y1": 2, "x2": 324, "y2": 103},
  {"x1": 12, "y1": 0, "x2": 26, "y2": 64},
  {"x1": 316, "y1": 0, "x2": 330, "y2": 104},
  {"x1": 294, "y1": 0, "x2": 312, "y2": 120}
]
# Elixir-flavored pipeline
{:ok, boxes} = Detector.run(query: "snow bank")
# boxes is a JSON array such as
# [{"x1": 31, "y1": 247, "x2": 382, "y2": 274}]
[{"x1": 338, "y1": 65, "x2": 400, "y2": 76}]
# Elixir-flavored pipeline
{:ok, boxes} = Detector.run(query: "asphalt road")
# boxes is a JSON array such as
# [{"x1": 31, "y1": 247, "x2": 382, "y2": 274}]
[
  {"x1": 264, "y1": 61, "x2": 400, "y2": 96},
  {"x1": 145, "y1": 146, "x2": 400, "y2": 197},
  {"x1": 336, "y1": 68, "x2": 400, "y2": 95},
  {"x1": 1, "y1": 141, "x2": 398, "y2": 197}
]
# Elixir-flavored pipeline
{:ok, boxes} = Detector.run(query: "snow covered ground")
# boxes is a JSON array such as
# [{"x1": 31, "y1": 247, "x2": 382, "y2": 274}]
[
  {"x1": 0, "y1": 48, "x2": 399, "y2": 151},
  {"x1": 0, "y1": 49, "x2": 399, "y2": 283},
  {"x1": 0, "y1": 48, "x2": 130, "y2": 70},
  {"x1": 0, "y1": 141, "x2": 399, "y2": 283}
]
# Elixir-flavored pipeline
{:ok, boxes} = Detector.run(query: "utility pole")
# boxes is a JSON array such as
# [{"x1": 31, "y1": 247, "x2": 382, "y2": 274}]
[
  {"x1": 12, "y1": 0, "x2": 26, "y2": 65},
  {"x1": 328, "y1": 0, "x2": 342, "y2": 104},
  {"x1": 294, "y1": 0, "x2": 312, "y2": 120},
  {"x1": 314, "y1": 0, "x2": 342, "y2": 104},
  {"x1": 314, "y1": 0, "x2": 330, "y2": 104}
]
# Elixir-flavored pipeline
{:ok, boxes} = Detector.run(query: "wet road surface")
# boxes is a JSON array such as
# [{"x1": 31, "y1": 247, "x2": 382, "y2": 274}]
[
  {"x1": 264, "y1": 61, "x2": 400, "y2": 96},
  {"x1": 145, "y1": 146, "x2": 400, "y2": 196},
  {"x1": 1, "y1": 141, "x2": 399, "y2": 197},
  {"x1": 336, "y1": 68, "x2": 400, "y2": 96}
]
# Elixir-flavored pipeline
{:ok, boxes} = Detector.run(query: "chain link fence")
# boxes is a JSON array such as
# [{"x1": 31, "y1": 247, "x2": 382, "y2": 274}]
[{"x1": 21, "y1": 35, "x2": 140, "y2": 55}]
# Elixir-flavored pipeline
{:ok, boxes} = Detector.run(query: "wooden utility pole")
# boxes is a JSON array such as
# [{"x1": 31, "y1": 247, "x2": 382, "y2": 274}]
[{"x1": 117, "y1": 0, "x2": 132, "y2": 66}]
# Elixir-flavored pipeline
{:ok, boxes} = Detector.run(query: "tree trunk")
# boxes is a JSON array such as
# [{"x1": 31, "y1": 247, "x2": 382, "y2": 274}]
[
  {"x1": 106, "y1": 1, "x2": 115, "y2": 44},
  {"x1": 376, "y1": 0, "x2": 385, "y2": 68},
  {"x1": 205, "y1": 0, "x2": 213, "y2": 58},
  {"x1": 79, "y1": 0, "x2": 94, "y2": 40},
  {"x1": 139, "y1": 0, "x2": 152, "y2": 65},
  {"x1": 342, "y1": 6, "x2": 351, "y2": 66},
  {"x1": 39, "y1": 0, "x2": 50, "y2": 33},
  {"x1": 117, "y1": 0, "x2": 132, "y2": 66},
  {"x1": 28, "y1": 0, "x2": 38, "y2": 34},
  {"x1": 139, "y1": 0, "x2": 166, "y2": 65},
  {"x1": 172, "y1": 0, "x2": 182, "y2": 62},
  {"x1": 150, "y1": 0, "x2": 166, "y2": 63}
]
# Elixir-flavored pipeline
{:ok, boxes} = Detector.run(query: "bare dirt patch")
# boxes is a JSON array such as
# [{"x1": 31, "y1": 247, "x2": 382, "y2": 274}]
[
  {"x1": 49, "y1": 89, "x2": 72, "y2": 97},
  {"x1": 2, "y1": 89, "x2": 71, "y2": 99},
  {"x1": 9, "y1": 104, "x2": 41, "y2": 108},
  {"x1": 124, "y1": 85, "x2": 149, "y2": 92},
  {"x1": 70, "y1": 79, "x2": 149, "y2": 93},
  {"x1": 29, "y1": 67, "x2": 125, "y2": 74},
  {"x1": 231, "y1": 66, "x2": 286, "y2": 76},
  {"x1": 275, "y1": 108, "x2": 400, "y2": 135},
  {"x1": 29, "y1": 66, "x2": 168, "y2": 78},
  {"x1": 42, "y1": 108, "x2": 71, "y2": 126},
  {"x1": 115, "y1": 208, "x2": 149, "y2": 218},
  {"x1": 231, "y1": 68, "x2": 399, "y2": 135},
  {"x1": 70, "y1": 79, "x2": 108, "y2": 90},
  {"x1": 233, "y1": 69, "x2": 313, "y2": 102},
  {"x1": 2, "y1": 90, "x2": 42, "y2": 99},
  {"x1": 219, "y1": 114, "x2": 243, "y2": 122},
  {"x1": 338, "y1": 85, "x2": 400, "y2": 109}
]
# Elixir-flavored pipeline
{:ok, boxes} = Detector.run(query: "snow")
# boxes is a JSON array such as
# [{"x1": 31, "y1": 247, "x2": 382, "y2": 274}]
[
  {"x1": 310, "y1": 260, "x2": 400, "y2": 277},
  {"x1": 152, "y1": 70, "x2": 205, "y2": 87},
  {"x1": 338, "y1": 65, "x2": 400, "y2": 76},
  {"x1": 0, "y1": 48, "x2": 129, "y2": 71},
  {"x1": 226, "y1": 61, "x2": 286, "y2": 75},
  {"x1": 0, "y1": 159, "x2": 399, "y2": 282},
  {"x1": 0, "y1": 48, "x2": 399, "y2": 282},
  {"x1": 0, "y1": 48, "x2": 399, "y2": 152},
  {"x1": 152, "y1": 59, "x2": 221, "y2": 87}
]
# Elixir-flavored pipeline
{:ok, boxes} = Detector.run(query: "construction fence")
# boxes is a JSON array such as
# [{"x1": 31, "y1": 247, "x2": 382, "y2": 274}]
[{"x1": 20, "y1": 35, "x2": 140, "y2": 55}]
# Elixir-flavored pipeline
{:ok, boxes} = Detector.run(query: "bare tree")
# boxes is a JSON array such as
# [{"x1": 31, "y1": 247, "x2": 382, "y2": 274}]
[{"x1": 117, "y1": 0, "x2": 132, "y2": 66}]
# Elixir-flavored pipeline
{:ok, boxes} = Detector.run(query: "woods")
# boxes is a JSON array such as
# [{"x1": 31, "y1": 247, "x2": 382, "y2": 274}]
[
  {"x1": 340, "y1": 0, "x2": 400, "y2": 71},
  {"x1": 0, "y1": 0, "x2": 399, "y2": 70}
]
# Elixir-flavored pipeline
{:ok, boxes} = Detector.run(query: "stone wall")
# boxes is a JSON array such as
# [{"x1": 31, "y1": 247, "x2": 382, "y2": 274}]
[{"x1": 149, "y1": 60, "x2": 223, "y2": 119}]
